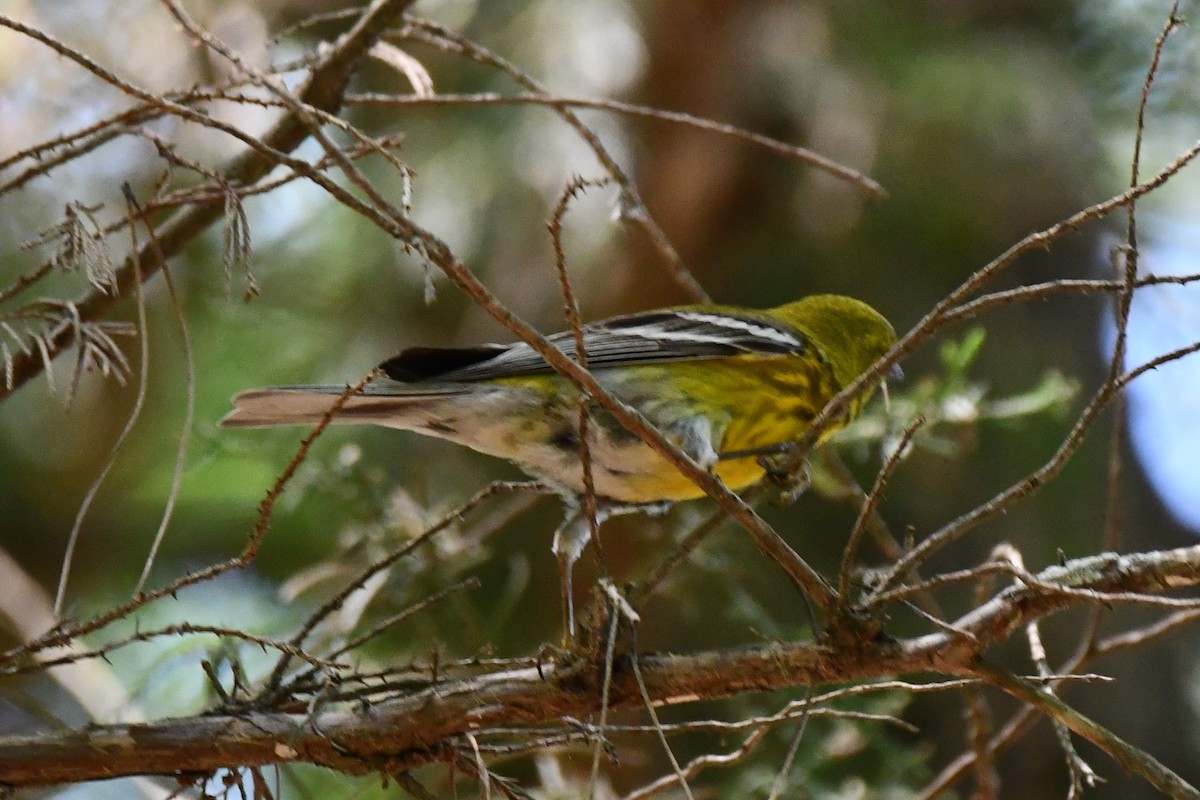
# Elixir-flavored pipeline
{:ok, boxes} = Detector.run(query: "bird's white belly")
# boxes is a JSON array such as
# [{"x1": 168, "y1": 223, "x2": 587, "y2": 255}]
[{"x1": 383, "y1": 386, "x2": 706, "y2": 503}]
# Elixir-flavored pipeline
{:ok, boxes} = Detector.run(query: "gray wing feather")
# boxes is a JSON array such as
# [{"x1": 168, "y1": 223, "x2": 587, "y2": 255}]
[{"x1": 429, "y1": 309, "x2": 806, "y2": 382}]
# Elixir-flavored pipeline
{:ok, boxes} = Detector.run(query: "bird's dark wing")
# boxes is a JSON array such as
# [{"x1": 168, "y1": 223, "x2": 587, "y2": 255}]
[{"x1": 379, "y1": 308, "x2": 808, "y2": 383}]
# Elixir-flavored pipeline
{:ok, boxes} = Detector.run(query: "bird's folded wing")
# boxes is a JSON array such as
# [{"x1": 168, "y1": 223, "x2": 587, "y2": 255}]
[{"x1": 381, "y1": 308, "x2": 808, "y2": 383}]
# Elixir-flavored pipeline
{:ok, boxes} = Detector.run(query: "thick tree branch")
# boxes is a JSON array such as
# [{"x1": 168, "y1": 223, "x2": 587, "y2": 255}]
[
  {"x1": 0, "y1": 645, "x2": 897, "y2": 786},
  {"x1": 2, "y1": 545, "x2": 1197, "y2": 789}
]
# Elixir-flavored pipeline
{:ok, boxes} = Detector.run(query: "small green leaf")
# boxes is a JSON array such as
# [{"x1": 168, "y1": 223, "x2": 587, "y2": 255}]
[{"x1": 939, "y1": 327, "x2": 986, "y2": 374}]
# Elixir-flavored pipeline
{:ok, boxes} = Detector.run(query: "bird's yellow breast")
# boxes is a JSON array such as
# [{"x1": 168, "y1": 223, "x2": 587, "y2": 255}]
[{"x1": 483, "y1": 353, "x2": 843, "y2": 504}]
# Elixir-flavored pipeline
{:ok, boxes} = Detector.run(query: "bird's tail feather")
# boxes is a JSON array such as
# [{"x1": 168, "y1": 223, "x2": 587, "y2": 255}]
[{"x1": 219, "y1": 385, "x2": 459, "y2": 428}]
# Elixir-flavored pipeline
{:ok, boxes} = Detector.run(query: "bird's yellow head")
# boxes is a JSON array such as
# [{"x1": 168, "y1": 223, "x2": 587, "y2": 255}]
[{"x1": 768, "y1": 294, "x2": 898, "y2": 405}]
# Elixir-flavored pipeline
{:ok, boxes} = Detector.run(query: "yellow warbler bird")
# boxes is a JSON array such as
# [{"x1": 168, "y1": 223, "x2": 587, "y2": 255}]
[{"x1": 222, "y1": 294, "x2": 897, "y2": 632}]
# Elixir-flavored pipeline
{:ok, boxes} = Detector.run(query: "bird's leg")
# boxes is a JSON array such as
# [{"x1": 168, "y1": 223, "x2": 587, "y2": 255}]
[
  {"x1": 552, "y1": 501, "x2": 637, "y2": 647},
  {"x1": 552, "y1": 506, "x2": 591, "y2": 648},
  {"x1": 559, "y1": 548, "x2": 576, "y2": 647},
  {"x1": 550, "y1": 498, "x2": 672, "y2": 647}
]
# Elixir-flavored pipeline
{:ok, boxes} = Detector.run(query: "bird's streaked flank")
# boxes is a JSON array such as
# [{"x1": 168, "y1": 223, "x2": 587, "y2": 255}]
[{"x1": 223, "y1": 294, "x2": 897, "y2": 636}]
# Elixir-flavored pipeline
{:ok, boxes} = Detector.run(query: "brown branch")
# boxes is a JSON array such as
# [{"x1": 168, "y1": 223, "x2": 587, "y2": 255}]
[
  {"x1": 940, "y1": 272, "x2": 1200, "y2": 324},
  {"x1": 0, "y1": 645, "x2": 960, "y2": 787},
  {"x1": 347, "y1": 91, "x2": 886, "y2": 198},
  {"x1": 549, "y1": 175, "x2": 613, "y2": 582},
  {"x1": 3, "y1": 545, "x2": 1200, "y2": 788},
  {"x1": 836, "y1": 416, "x2": 924, "y2": 606},
  {"x1": 901, "y1": 545, "x2": 1200, "y2": 664}
]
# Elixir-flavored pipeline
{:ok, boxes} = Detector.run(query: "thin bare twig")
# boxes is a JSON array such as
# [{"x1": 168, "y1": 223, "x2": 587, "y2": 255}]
[
  {"x1": 400, "y1": 19, "x2": 709, "y2": 302},
  {"x1": 327, "y1": 577, "x2": 481, "y2": 662},
  {"x1": 52, "y1": 188, "x2": 152, "y2": 617},
  {"x1": 837, "y1": 416, "x2": 924, "y2": 606},
  {"x1": 124, "y1": 185, "x2": 196, "y2": 598},
  {"x1": 630, "y1": 626, "x2": 695, "y2": 800},
  {"x1": 1083, "y1": 0, "x2": 1183, "y2": 674},
  {"x1": 348, "y1": 91, "x2": 887, "y2": 198},
  {"x1": 2, "y1": 622, "x2": 341, "y2": 677},
  {"x1": 623, "y1": 727, "x2": 770, "y2": 800},
  {"x1": 976, "y1": 662, "x2": 1197, "y2": 799},
  {"x1": 995, "y1": 545, "x2": 1100, "y2": 797},
  {"x1": 941, "y1": 272, "x2": 1200, "y2": 323},
  {"x1": 259, "y1": 480, "x2": 547, "y2": 701},
  {"x1": 872, "y1": 338, "x2": 1200, "y2": 596},
  {"x1": 549, "y1": 175, "x2": 615, "y2": 584},
  {"x1": 588, "y1": 596, "x2": 624, "y2": 800}
]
